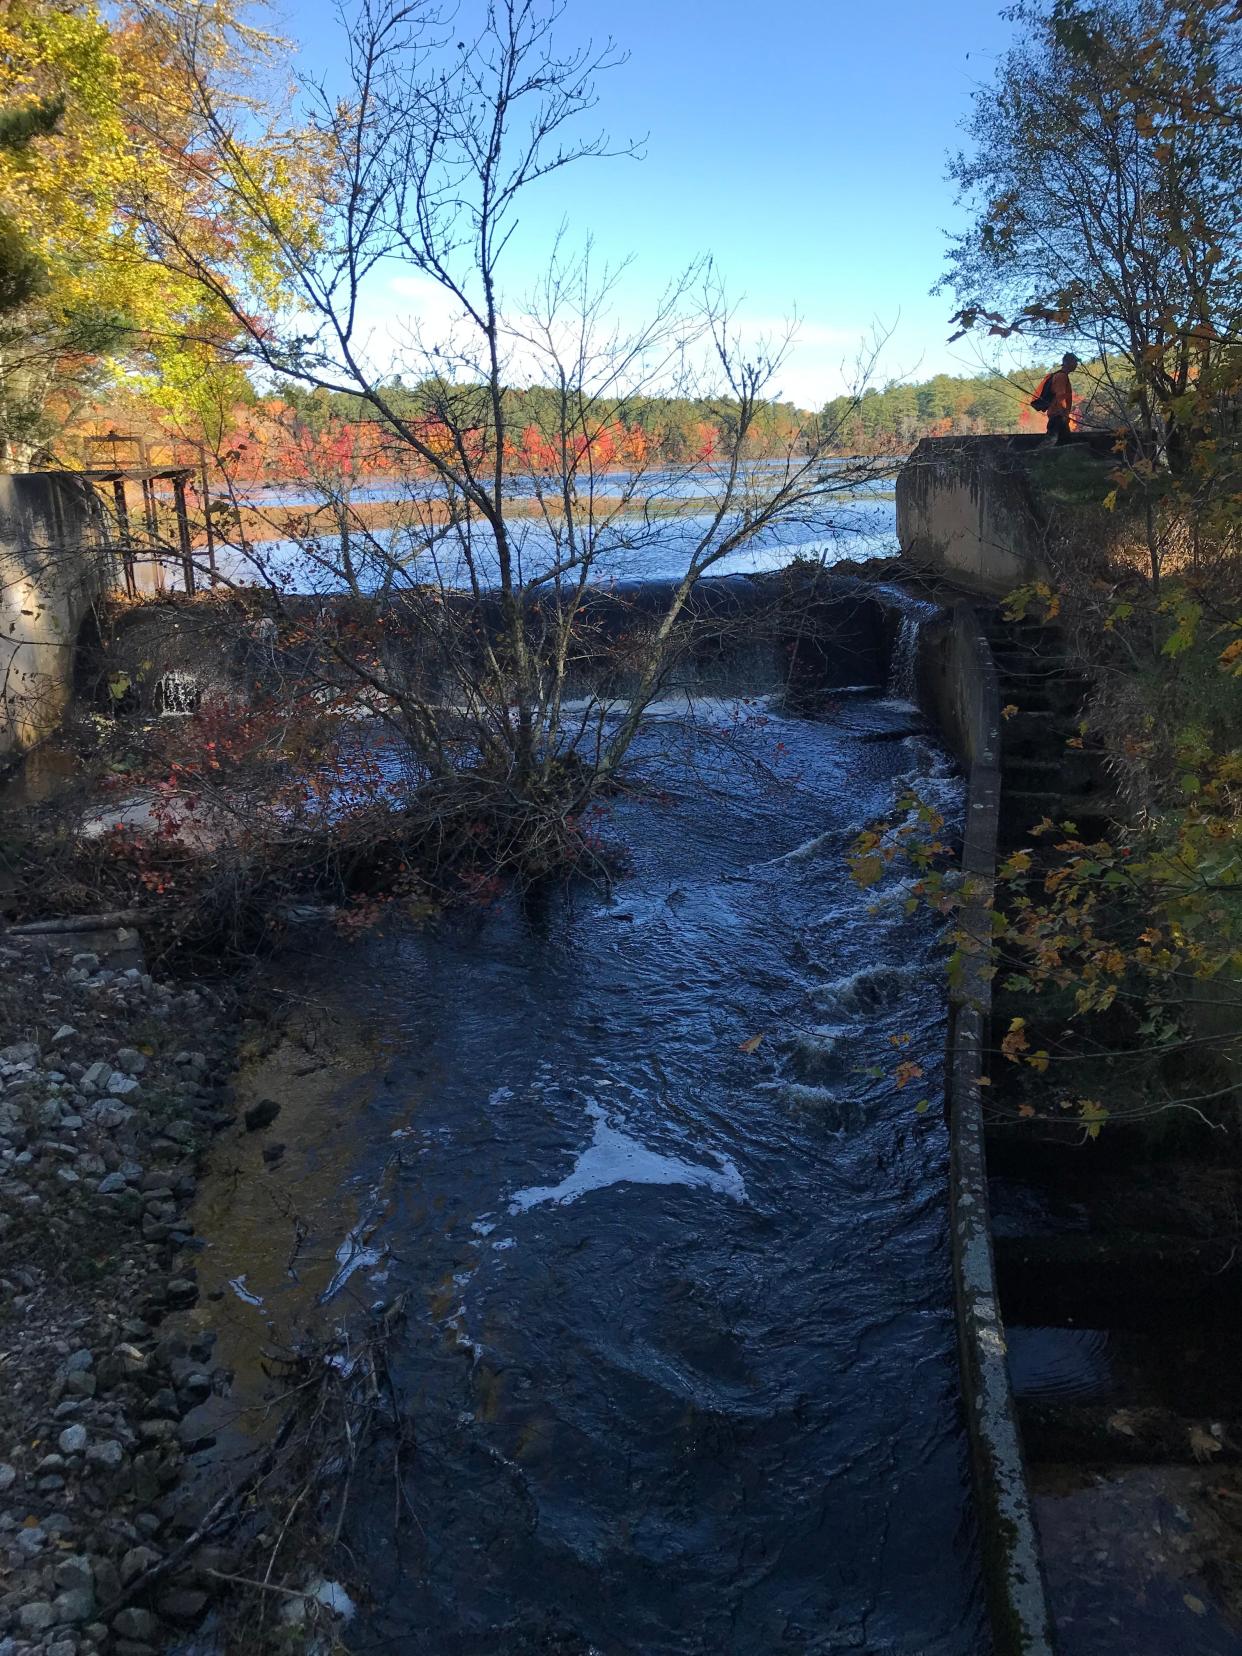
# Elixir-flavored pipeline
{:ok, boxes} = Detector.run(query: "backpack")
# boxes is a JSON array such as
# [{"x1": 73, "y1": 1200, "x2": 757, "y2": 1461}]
[{"x1": 1031, "y1": 372, "x2": 1059, "y2": 413}]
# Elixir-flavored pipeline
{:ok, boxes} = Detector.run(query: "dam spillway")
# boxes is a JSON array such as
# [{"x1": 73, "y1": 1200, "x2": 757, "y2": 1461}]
[{"x1": 179, "y1": 588, "x2": 989, "y2": 1654}]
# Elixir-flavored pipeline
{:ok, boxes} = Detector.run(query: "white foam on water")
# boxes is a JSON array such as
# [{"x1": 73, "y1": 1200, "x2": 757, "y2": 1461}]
[
  {"x1": 508, "y1": 1099, "x2": 747, "y2": 1213},
  {"x1": 446, "y1": 1303, "x2": 484, "y2": 1361},
  {"x1": 868, "y1": 873, "x2": 924, "y2": 906},
  {"x1": 320, "y1": 1226, "x2": 383, "y2": 1303},
  {"x1": 784, "y1": 1025, "x2": 850, "y2": 1071},
  {"x1": 308, "y1": 1579, "x2": 356, "y2": 1621},
  {"x1": 768, "y1": 1081, "x2": 840, "y2": 1110},
  {"x1": 633, "y1": 692, "x2": 783, "y2": 723},
  {"x1": 765, "y1": 827, "x2": 838, "y2": 866},
  {"x1": 816, "y1": 963, "x2": 918, "y2": 1013}
]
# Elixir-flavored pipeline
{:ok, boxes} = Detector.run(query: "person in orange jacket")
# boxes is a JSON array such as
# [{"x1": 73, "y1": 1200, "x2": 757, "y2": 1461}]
[{"x1": 1031, "y1": 353, "x2": 1079, "y2": 444}]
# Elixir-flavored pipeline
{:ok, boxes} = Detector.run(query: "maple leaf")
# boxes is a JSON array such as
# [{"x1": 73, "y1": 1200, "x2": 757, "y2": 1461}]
[
  {"x1": 1001, "y1": 1017, "x2": 1029, "y2": 1062},
  {"x1": 1079, "y1": 1100, "x2": 1110, "y2": 1140}
]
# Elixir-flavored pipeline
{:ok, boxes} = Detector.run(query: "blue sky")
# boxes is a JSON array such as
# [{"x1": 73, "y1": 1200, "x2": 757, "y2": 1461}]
[{"x1": 276, "y1": 0, "x2": 1021, "y2": 407}]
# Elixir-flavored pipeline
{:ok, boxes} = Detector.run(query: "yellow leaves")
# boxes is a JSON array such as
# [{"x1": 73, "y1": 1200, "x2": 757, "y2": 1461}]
[
  {"x1": 1219, "y1": 637, "x2": 1242, "y2": 676},
  {"x1": 1003, "y1": 582, "x2": 1061, "y2": 624},
  {"x1": 1001, "y1": 704, "x2": 1019, "y2": 720},
  {"x1": 737, "y1": 1032, "x2": 765, "y2": 1055},
  {"x1": 1101, "y1": 488, "x2": 1118, "y2": 512},
  {"x1": 1018, "y1": 1103, "x2": 1036, "y2": 1118},
  {"x1": 1160, "y1": 595, "x2": 1204, "y2": 658},
  {"x1": 0, "y1": 0, "x2": 314, "y2": 434},
  {"x1": 1078, "y1": 1099, "x2": 1109, "y2": 1141},
  {"x1": 893, "y1": 1061, "x2": 925, "y2": 1091},
  {"x1": 850, "y1": 853, "x2": 885, "y2": 889},
  {"x1": 1000, "y1": 1017, "x2": 1029, "y2": 1062}
]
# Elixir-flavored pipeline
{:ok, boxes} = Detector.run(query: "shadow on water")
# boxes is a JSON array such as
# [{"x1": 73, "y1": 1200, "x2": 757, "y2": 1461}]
[{"x1": 183, "y1": 688, "x2": 986, "y2": 1655}]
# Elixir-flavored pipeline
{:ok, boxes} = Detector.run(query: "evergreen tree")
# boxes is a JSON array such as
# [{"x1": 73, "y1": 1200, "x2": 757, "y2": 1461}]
[{"x1": 0, "y1": 95, "x2": 61, "y2": 314}]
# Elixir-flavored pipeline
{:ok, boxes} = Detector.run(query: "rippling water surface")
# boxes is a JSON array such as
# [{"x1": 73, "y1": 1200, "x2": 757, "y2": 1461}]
[{"x1": 194, "y1": 690, "x2": 984, "y2": 1654}]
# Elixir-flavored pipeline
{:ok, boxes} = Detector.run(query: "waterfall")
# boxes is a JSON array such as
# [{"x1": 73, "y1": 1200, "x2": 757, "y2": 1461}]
[
  {"x1": 156, "y1": 670, "x2": 200, "y2": 716},
  {"x1": 887, "y1": 614, "x2": 920, "y2": 701}
]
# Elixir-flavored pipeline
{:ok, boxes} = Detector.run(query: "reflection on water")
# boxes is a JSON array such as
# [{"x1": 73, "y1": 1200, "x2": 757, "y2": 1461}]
[
  {"x1": 1006, "y1": 1326, "x2": 1113, "y2": 1402},
  {"x1": 178, "y1": 490, "x2": 900, "y2": 594},
  {"x1": 188, "y1": 692, "x2": 984, "y2": 1654}
]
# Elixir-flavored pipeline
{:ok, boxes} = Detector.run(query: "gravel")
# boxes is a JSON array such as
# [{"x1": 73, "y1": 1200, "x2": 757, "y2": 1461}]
[{"x1": 0, "y1": 937, "x2": 237, "y2": 1654}]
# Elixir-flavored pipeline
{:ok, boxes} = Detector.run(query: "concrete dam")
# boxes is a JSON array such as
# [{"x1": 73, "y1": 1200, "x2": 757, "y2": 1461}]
[{"x1": 9, "y1": 440, "x2": 1228, "y2": 1656}]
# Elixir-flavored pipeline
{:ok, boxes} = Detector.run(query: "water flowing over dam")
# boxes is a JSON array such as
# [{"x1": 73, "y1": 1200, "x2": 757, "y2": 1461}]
[{"x1": 185, "y1": 589, "x2": 988, "y2": 1654}]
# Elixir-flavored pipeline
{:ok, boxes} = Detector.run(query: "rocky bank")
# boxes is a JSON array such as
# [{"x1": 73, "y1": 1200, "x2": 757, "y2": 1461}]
[{"x1": 0, "y1": 935, "x2": 237, "y2": 1656}]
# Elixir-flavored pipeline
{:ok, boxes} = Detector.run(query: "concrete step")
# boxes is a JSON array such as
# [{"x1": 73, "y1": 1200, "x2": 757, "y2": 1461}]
[
  {"x1": 1017, "y1": 1402, "x2": 1242, "y2": 1466},
  {"x1": 995, "y1": 1232, "x2": 1242, "y2": 1327},
  {"x1": 993, "y1": 652, "x2": 1077, "y2": 677},
  {"x1": 997, "y1": 671, "x2": 1089, "y2": 698},
  {"x1": 997, "y1": 686, "x2": 1088, "y2": 718},
  {"x1": 1002, "y1": 755, "x2": 1098, "y2": 794},
  {"x1": 998, "y1": 790, "x2": 1067, "y2": 836},
  {"x1": 998, "y1": 804, "x2": 1117, "y2": 852},
  {"x1": 986, "y1": 619, "x2": 1066, "y2": 649}
]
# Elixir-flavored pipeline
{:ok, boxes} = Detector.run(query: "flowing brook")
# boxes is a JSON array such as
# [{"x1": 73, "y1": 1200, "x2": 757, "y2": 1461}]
[{"x1": 185, "y1": 686, "x2": 985, "y2": 1653}]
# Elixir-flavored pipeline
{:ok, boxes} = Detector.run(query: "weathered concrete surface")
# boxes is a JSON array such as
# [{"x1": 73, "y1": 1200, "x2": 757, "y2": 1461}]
[
  {"x1": 918, "y1": 604, "x2": 1058, "y2": 1656},
  {"x1": 897, "y1": 437, "x2": 1048, "y2": 594},
  {"x1": 0, "y1": 473, "x2": 111, "y2": 760},
  {"x1": 88, "y1": 572, "x2": 895, "y2": 717}
]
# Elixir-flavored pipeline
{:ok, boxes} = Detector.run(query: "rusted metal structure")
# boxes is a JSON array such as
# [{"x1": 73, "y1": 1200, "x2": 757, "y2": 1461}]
[{"x1": 82, "y1": 431, "x2": 216, "y2": 596}]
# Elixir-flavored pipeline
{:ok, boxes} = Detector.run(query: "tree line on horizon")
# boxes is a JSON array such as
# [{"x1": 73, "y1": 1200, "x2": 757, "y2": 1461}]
[
  {"x1": 822, "y1": 367, "x2": 1081, "y2": 450},
  {"x1": 61, "y1": 363, "x2": 1074, "y2": 485}
]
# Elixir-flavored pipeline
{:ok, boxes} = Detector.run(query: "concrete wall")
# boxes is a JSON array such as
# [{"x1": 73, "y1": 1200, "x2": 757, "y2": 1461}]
[
  {"x1": 897, "y1": 437, "x2": 1048, "y2": 594},
  {"x1": 0, "y1": 473, "x2": 112, "y2": 760},
  {"x1": 916, "y1": 605, "x2": 1057, "y2": 1656},
  {"x1": 91, "y1": 571, "x2": 896, "y2": 717}
]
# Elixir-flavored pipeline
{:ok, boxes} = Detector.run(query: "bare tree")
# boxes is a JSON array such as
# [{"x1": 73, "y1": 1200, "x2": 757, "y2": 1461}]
[{"x1": 134, "y1": 0, "x2": 886, "y2": 870}]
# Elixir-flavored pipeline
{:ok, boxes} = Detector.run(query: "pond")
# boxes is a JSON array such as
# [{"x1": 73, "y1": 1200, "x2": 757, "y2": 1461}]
[{"x1": 171, "y1": 472, "x2": 900, "y2": 594}]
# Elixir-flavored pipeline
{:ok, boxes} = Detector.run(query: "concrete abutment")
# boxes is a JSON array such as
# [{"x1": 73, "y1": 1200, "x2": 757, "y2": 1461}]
[{"x1": 0, "y1": 472, "x2": 113, "y2": 762}]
